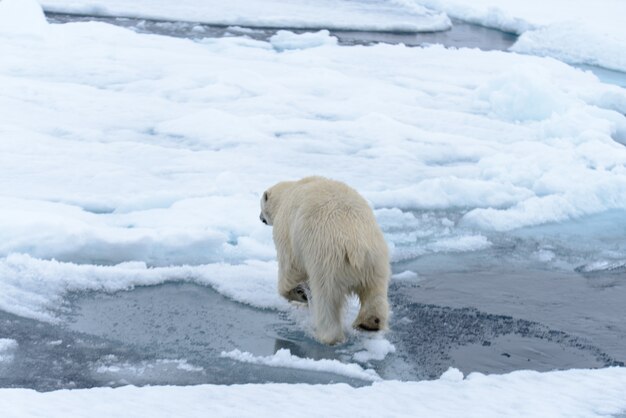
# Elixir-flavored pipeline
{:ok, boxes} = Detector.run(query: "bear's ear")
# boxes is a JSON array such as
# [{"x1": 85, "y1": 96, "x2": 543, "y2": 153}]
[{"x1": 263, "y1": 191, "x2": 269, "y2": 202}]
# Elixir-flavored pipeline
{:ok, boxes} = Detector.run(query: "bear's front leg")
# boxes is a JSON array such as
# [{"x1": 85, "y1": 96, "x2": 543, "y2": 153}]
[{"x1": 278, "y1": 262, "x2": 308, "y2": 304}]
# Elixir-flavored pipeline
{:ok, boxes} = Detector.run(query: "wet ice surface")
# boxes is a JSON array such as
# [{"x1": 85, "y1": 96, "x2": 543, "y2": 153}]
[
  {"x1": 1, "y1": 211, "x2": 624, "y2": 391},
  {"x1": 0, "y1": 286, "x2": 365, "y2": 391},
  {"x1": 46, "y1": 13, "x2": 517, "y2": 51}
]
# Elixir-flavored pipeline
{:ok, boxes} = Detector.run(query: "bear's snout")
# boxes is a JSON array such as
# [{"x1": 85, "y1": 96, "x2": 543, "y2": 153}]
[{"x1": 260, "y1": 213, "x2": 268, "y2": 225}]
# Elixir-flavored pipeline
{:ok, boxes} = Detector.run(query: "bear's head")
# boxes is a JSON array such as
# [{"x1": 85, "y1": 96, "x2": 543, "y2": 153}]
[
  {"x1": 259, "y1": 190, "x2": 271, "y2": 225},
  {"x1": 259, "y1": 181, "x2": 293, "y2": 226}
]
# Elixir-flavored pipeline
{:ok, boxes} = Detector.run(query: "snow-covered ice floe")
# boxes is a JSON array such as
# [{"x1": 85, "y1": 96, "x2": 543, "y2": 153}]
[
  {"x1": 39, "y1": 0, "x2": 451, "y2": 32},
  {"x1": 38, "y1": 0, "x2": 626, "y2": 72},
  {"x1": 1, "y1": 0, "x2": 626, "y2": 322},
  {"x1": 412, "y1": 0, "x2": 626, "y2": 72},
  {"x1": 0, "y1": 367, "x2": 625, "y2": 417},
  {"x1": 0, "y1": 254, "x2": 285, "y2": 323}
]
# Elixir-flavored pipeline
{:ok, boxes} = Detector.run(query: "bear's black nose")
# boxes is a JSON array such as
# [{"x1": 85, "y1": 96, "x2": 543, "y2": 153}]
[{"x1": 260, "y1": 214, "x2": 268, "y2": 224}]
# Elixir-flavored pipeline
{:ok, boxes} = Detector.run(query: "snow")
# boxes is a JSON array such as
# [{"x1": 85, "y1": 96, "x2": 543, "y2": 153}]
[
  {"x1": 475, "y1": 67, "x2": 570, "y2": 122},
  {"x1": 0, "y1": 0, "x2": 48, "y2": 37},
  {"x1": 39, "y1": 0, "x2": 452, "y2": 32},
  {"x1": 1, "y1": 367, "x2": 626, "y2": 417},
  {"x1": 1, "y1": 1, "x2": 626, "y2": 323},
  {"x1": 439, "y1": 367, "x2": 464, "y2": 382},
  {"x1": 411, "y1": 0, "x2": 626, "y2": 72},
  {"x1": 352, "y1": 337, "x2": 396, "y2": 362},
  {"x1": 221, "y1": 348, "x2": 381, "y2": 382}
]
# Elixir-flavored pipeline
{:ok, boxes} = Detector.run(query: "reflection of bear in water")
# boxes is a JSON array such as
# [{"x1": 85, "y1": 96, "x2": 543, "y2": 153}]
[{"x1": 260, "y1": 176, "x2": 390, "y2": 345}]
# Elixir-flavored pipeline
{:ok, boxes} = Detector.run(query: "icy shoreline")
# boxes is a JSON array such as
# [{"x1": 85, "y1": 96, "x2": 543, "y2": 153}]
[
  {"x1": 38, "y1": 0, "x2": 626, "y2": 72},
  {"x1": 1, "y1": 367, "x2": 625, "y2": 417},
  {"x1": 45, "y1": 13, "x2": 518, "y2": 53}
]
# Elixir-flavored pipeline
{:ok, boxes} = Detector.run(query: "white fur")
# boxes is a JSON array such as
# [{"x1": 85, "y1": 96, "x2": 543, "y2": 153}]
[{"x1": 261, "y1": 176, "x2": 390, "y2": 345}]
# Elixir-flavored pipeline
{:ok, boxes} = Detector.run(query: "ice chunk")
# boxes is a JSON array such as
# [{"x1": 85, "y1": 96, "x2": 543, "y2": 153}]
[
  {"x1": 391, "y1": 270, "x2": 419, "y2": 281},
  {"x1": 221, "y1": 348, "x2": 381, "y2": 381},
  {"x1": 439, "y1": 367, "x2": 464, "y2": 382},
  {"x1": 95, "y1": 358, "x2": 203, "y2": 375},
  {"x1": 429, "y1": 235, "x2": 491, "y2": 253},
  {"x1": 270, "y1": 30, "x2": 337, "y2": 51},
  {"x1": 512, "y1": 22, "x2": 626, "y2": 73},
  {"x1": 0, "y1": 338, "x2": 18, "y2": 363},
  {"x1": 576, "y1": 260, "x2": 626, "y2": 274},
  {"x1": 353, "y1": 337, "x2": 396, "y2": 362}
]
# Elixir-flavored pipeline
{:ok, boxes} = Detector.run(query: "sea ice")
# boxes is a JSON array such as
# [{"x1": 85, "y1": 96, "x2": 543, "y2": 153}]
[
  {"x1": 0, "y1": 254, "x2": 285, "y2": 323},
  {"x1": 1, "y1": 1, "x2": 626, "y2": 412},
  {"x1": 38, "y1": 0, "x2": 626, "y2": 71},
  {"x1": 411, "y1": 0, "x2": 626, "y2": 71},
  {"x1": 39, "y1": 0, "x2": 451, "y2": 32},
  {"x1": 1, "y1": 1, "x2": 626, "y2": 322}
]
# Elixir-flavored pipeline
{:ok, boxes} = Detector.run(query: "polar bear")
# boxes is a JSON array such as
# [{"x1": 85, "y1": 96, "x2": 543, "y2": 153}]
[{"x1": 260, "y1": 176, "x2": 390, "y2": 345}]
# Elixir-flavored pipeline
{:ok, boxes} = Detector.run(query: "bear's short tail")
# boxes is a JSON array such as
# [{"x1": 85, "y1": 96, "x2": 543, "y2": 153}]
[{"x1": 344, "y1": 242, "x2": 367, "y2": 269}]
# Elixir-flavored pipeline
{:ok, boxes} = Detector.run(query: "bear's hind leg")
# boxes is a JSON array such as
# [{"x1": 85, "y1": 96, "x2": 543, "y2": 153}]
[
  {"x1": 287, "y1": 283, "x2": 310, "y2": 304},
  {"x1": 278, "y1": 262, "x2": 308, "y2": 303},
  {"x1": 353, "y1": 284, "x2": 389, "y2": 332},
  {"x1": 310, "y1": 279, "x2": 346, "y2": 345}
]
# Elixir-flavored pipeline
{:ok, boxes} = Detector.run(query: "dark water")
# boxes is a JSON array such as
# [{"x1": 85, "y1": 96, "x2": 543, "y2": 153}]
[{"x1": 45, "y1": 13, "x2": 517, "y2": 51}]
